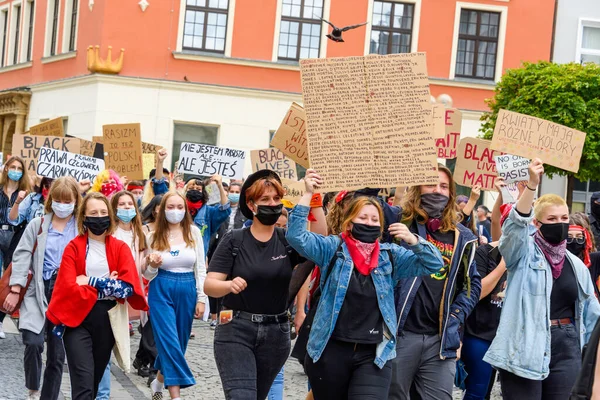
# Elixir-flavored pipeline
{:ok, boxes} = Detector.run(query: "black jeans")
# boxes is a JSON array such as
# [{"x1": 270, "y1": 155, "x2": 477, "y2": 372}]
[
  {"x1": 135, "y1": 314, "x2": 157, "y2": 368},
  {"x1": 499, "y1": 323, "x2": 581, "y2": 400},
  {"x1": 306, "y1": 339, "x2": 393, "y2": 400},
  {"x1": 214, "y1": 317, "x2": 291, "y2": 400},
  {"x1": 22, "y1": 275, "x2": 65, "y2": 399},
  {"x1": 63, "y1": 301, "x2": 116, "y2": 400}
]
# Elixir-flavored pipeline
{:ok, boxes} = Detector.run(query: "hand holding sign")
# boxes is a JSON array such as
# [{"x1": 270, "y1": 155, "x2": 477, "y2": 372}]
[
  {"x1": 303, "y1": 169, "x2": 323, "y2": 194},
  {"x1": 528, "y1": 158, "x2": 544, "y2": 188}
]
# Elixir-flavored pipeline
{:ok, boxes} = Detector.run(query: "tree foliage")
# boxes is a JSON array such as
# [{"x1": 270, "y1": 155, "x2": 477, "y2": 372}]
[{"x1": 480, "y1": 61, "x2": 600, "y2": 181}]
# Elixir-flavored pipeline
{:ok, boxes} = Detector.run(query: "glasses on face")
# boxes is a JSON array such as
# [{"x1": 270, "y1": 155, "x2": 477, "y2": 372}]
[{"x1": 567, "y1": 237, "x2": 585, "y2": 245}]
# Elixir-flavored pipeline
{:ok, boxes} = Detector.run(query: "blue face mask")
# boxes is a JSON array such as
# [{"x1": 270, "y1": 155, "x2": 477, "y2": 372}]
[
  {"x1": 7, "y1": 170, "x2": 23, "y2": 182},
  {"x1": 228, "y1": 193, "x2": 240, "y2": 203},
  {"x1": 117, "y1": 208, "x2": 137, "y2": 223}
]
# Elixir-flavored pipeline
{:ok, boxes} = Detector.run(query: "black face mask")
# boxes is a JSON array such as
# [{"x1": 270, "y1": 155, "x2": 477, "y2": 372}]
[
  {"x1": 567, "y1": 241, "x2": 586, "y2": 256},
  {"x1": 84, "y1": 216, "x2": 111, "y2": 236},
  {"x1": 351, "y1": 223, "x2": 381, "y2": 243},
  {"x1": 254, "y1": 204, "x2": 283, "y2": 226},
  {"x1": 420, "y1": 193, "x2": 449, "y2": 219},
  {"x1": 592, "y1": 202, "x2": 600, "y2": 218},
  {"x1": 186, "y1": 190, "x2": 204, "y2": 203},
  {"x1": 539, "y1": 222, "x2": 569, "y2": 245}
]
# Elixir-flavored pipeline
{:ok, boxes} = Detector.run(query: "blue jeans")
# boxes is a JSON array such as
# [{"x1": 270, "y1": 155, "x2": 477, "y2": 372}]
[
  {"x1": 267, "y1": 367, "x2": 285, "y2": 400},
  {"x1": 95, "y1": 363, "x2": 111, "y2": 400},
  {"x1": 461, "y1": 333, "x2": 493, "y2": 400},
  {"x1": 149, "y1": 270, "x2": 197, "y2": 388}
]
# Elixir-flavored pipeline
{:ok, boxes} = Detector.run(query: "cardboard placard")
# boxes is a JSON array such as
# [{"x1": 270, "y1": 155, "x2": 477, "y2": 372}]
[
  {"x1": 92, "y1": 136, "x2": 104, "y2": 144},
  {"x1": 142, "y1": 154, "x2": 155, "y2": 180},
  {"x1": 102, "y1": 123, "x2": 144, "y2": 180},
  {"x1": 12, "y1": 135, "x2": 80, "y2": 171},
  {"x1": 142, "y1": 141, "x2": 162, "y2": 154},
  {"x1": 299, "y1": 53, "x2": 439, "y2": 192},
  {"x1": 490, "y1": 109, "x2": 586, "y2": 173},
  {"x1": 436, "y1": 108, "x2": 462, "y2": 159},
  {"x1": 29, "y1": 118, "x2": 65, "y2": 137},
  {"x1": 282, "y1": 178, "x2": 306, "y2": 204},
  {"x1": 270, "y1": 103, "x2": 310, "y2": 168},
  {"x1": 432, "y1": 104, "x2": 446, "y2": 139},
  {"x1": 205, "y1": 182, "x2": 221, "y2": 205},
  {"x1": 79, "y1": 138, "x2": 97, "y2": 157},
  {"x1": 250, "y1": 148, "x2": 297, "y2": 180},
  {"x1": 177, "y1": 142, "x2": 245, "y2": 180},
  {"x1": 494, "y1": 154, "x2": 530, "y2": 184},
  {"x1": 37, "y1": 147, "x2": 105, "y2": 182},
  {"x1": 453, "y1": 138, "x2": 503, "y2": 190}
]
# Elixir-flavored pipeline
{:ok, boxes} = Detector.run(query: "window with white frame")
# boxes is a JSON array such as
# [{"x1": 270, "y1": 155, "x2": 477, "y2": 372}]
[
  {"x1": 369, "y1": 1, "x2": 414, "y2": 55},
  {"x1": 1, "y1": 9, "x2": 8, "y2": 67},
  {"x1": 455, "y1": 9, "x2": 500, "y2": 80},
  {"x1": 182, "y1": 0, "x2": 229, "y2": 53},
  {"x1": 45, "y1": 0, "x2": 60, "y2": 56},
  {"x1": 25, "y1": 0, "x2": 35, "y2": 62},
  {"x1": 64, "y1": 0, "x2": 78, "y2": 52},
  {"x1": 579, "y1": 21, "x2": 600, "y2": 64},
  {"x1": 11, "y1": 4, "x2": 22, "y2": 65},
  {"x1": 278, "y1": 0, "x2": 323, "y2": 61}
]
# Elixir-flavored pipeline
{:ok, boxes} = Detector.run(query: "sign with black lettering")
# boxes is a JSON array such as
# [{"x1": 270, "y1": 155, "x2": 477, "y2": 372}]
[
  {"x1": 102, "y1": 123, "x2": 144, "y2": 180},
  {"x1": 494, "y1": 154, "x2": 530, "y2": 184},
  {"x1": 12, "y1": 135, "x2": 80, "y2": 171},
  {"x1": 250, "y1": 148, "x2": 297, "y2": 180},
  {"x1": 177, "y1": 142, "x2": 245, "y2": 180},
  {"x1": 37, "y1": 147, "x2": 105, "y2": 182}
]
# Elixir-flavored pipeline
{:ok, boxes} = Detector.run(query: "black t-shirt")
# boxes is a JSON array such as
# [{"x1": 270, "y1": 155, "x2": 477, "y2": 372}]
[
  {"x1": 332, "y1": 268, "x2": 383, "y2": 344},
  {"x1": 208, "y1": 228, "x2": 297, "y2": 315},
  {"x1": 550, "y1": 258, "x2": 578, "y2": 320},
  {"x1": 403, "y1": 226, "x2": 455, "y2": 335},
  {"x1": 465, "y1": 244, "x2": 507, "y2": 341}
]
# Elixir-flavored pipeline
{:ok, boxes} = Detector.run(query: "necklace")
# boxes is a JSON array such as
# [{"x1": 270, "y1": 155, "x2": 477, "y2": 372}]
[{"x1": 168, "y1": 230, "x2": 181, "y2": 242}]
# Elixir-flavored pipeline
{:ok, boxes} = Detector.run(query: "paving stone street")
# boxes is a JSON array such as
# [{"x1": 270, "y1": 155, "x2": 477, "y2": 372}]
[{"x1": 0, "y1": 317, "x2": 501, "y2": 399}]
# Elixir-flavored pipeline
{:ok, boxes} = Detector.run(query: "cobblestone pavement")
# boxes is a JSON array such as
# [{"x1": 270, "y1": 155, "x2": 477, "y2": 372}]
[{"x1": 0, "y1": 317, "x2": 501, "y2": 399}]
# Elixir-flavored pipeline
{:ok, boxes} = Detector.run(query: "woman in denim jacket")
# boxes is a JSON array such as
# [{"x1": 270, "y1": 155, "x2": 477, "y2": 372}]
[
  {"x1": 484, "y1": 159, "x2": 600, "y2": 399},
  {"x1": 286, "y1": 170, "x2": 444, "y2": 400}
]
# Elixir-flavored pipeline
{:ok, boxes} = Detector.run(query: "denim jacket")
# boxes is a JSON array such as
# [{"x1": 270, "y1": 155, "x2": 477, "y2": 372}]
[
  {"x1": 8, "y1": 192, "x2": 44, "y2": 225},
  {"x1": 395, "y1": 222, "x2": 481, "y2": 360},
  {"x1": 286, "y1": 205, "x2": 444, "y2": 368},
  {"x1": 193, "y1": 202, "x2": 231, "y2": 257},
  {"x1": 483, "y1": 208, "x2": 600, "y2": 380}
]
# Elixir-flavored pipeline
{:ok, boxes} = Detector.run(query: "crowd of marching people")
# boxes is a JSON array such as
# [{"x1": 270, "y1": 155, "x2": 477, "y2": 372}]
[{"x1": 3, "y1": 148, "x2": 600, "y2": 400}]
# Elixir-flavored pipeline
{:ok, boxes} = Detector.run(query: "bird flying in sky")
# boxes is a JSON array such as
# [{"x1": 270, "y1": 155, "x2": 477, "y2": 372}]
[{"x1": 321, "y1": 19, "x2": 368, "y2": 42}]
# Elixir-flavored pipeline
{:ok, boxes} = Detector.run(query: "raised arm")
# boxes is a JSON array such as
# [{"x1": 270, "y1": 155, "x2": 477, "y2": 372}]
[{"x1": 462, "y1": 186, "x2": 481, "y2": 216}]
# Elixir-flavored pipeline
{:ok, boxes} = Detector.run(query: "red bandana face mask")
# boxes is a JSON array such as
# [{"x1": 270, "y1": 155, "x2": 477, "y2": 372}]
[
  {"x1": 42, "y1": 187, "x2": 50, "y2": 199},
  {"x1": 101, "y1": 183, "x2": 118, "y2": 198}
]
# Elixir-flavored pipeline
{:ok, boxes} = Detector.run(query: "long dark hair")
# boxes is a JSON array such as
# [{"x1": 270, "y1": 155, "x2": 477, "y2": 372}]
[{"x1": 142, "y1": 194, "x2": 163, "y2": 224}]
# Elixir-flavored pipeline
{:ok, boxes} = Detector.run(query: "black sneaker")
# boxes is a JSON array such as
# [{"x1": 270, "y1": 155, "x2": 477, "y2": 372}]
[
  {"x1": 132, "y1": 358, "x2": 144, "y2": 370},
  {"x1": 138, "y1": 365, "x2": 151, "y2": 378}
]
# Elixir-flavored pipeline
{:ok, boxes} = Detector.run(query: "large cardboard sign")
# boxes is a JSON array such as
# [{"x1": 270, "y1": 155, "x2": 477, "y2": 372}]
[
  {"x1": 299, "y1": 53, "x2": 439, "y2": 192},
  {"x1": 490, "y1": 109, "x2": 586, "y2": 173},
  {"x1": 37, "y1": 147, "x2": 105, "y2": 182},
  {"x1": 453, "y1": 138, "x2": 503, "y2": 190},
  {"x1": 282, "y1": 178, "x2": 306, "y2": 204},
  {"x1": 250, "y1": 148, "x2": 297, "y2": 180},
  {"x1": 102, "y1": 123, "x2": 144, "y2": 180},
  {"x1": 177, "y1": 142, "x2": 245, "y2": 180},
  {"x1": 12, "y1": 135, "x2": 80, "y2": 171},
  {"x1": 29, "y1": 118, "x2": 65, "y2": 137},
  {"x1": 79, "y1": 138, "x2": 96, "y2": 157},
  {"x1": 142, "y1": 154, "x2": 155, "y2": 180},
  {"x1": 432, "y1": 104, "x2": 446, "y2": 139},
  {"x1": 270, "y1": 103, "x2": 310, "y2": 168},
  {"x1": 494, "y1": 154, "x2": 530, "y2": 184},
  {"x1": 435, "y1": 108, "x2": 461, "y2": 159}
]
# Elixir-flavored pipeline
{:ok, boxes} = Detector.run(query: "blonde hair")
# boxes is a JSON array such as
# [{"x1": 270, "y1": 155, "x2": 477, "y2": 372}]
[
  {"x1": 45, "y1": 177, "x2": 81, "y2": 214},
  {"x1": 533, "y1": 194, "x2": 567, "y2": 220},
  {"x1": 77, "y1": 192, "x2": 116, "y2": 236},
  {"x1": 402, "y1": 164, "x2": 459, "y2": 233},
  {"x1": 111, "y1": 190, "x2": 147, "y2": 252},
  {"x1": 341, "y1": 197, "x2": 384, "y2": 236},
  {"x1": 0, "y1": 156, "x2": 31, "y2": 193},
  {"x1": 151, "y1": 191, "x2": 195, "y2": 252},
  {"x1": 90, "y1": 170, "x2": 124, "y2": 193},
  {"x1": 141, "y1": 179, "x2": 175, "y2": 209},
  {"x1": 326, "y1": 191, "x2": 354, "y2": 235}
]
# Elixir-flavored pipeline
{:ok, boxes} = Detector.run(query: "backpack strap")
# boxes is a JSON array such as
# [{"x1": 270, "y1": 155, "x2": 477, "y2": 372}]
[
  {"x1": 382, "y1": 248, "x2": 394, "y2": 271},
  {"x1": 322, "y1": 237, "x2": 343, "y2": 286},
  {"x1": 230, "y1": 228, "x2": 245, "y2": 261},
  {"x1": 275, "y1": 227, "x2": 293, "y2": 256}
]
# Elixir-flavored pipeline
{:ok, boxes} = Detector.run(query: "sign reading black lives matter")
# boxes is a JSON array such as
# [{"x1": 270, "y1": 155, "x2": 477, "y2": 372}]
[
  {"x1": 177, "y1": 142, "x2": 245, "y2": 180},
  {"x1": 37, "y1": 147, "x2": 105, "y2": 182}
]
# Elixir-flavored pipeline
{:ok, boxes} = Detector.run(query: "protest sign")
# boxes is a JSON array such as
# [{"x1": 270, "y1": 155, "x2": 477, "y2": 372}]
[
  {"x1": 177, "y1": 142, "x2": 245, "y2": 180},
  {"x1": 205, "y1": 182, "x2": 221, "y2": 205},
  {"x1": 453, "y1": 138, "x2": 503, "y2": 190},
  {"x1": 250, "y1": 148, "x2": 297, "y2": 180},
  {"x1": 92, "y1": 136, "x2": 104, "y2": 144},
  {"x1": 432, "y1": 104, "x2": 446, "y2": 139},
  {"x1": 79, "y1": 138, "x2": 96, "y2": 157},
  {"x1": 494, "y1": 154, "x2": 530, "y2": 184},
  {"x1": 436, "y1": 108, "x2": 461, "y2": 159},
  {"x1": 29, "y1": 118, "x2": 65, "y2": 137},
  {"x1": 270, "y1": 103, "x2": 310, "y2": 168},
  {"x1": 12, "y1": 135, "x2": 80, "y2": 171},
  {"x1": 490, "y1": 109, "x2": 586, "y2": 173},
  {"x1": 282, "y1": 178, "x2": 306, "y2": 204},
  {"x1": 142, "y1": 154, "x2": 155, "y2": 179},
  {"x1": 102, "y1": 123, "x2": 144, "y2": 180},
  {"x1": 37, "y1": 147, "x2": 105, "y2": 182},
  {"x1": 299, "y1": 53, "x2": 439, "y2": 192}
]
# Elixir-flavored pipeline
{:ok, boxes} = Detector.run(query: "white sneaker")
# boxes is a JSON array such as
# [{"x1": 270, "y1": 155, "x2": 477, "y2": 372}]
[
  {"x1": 27, "y1": 391, "x2": 40, "y2": 400},
  {"x1": 0, "y1": 322, "x2": 6, "y2": 339}
]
